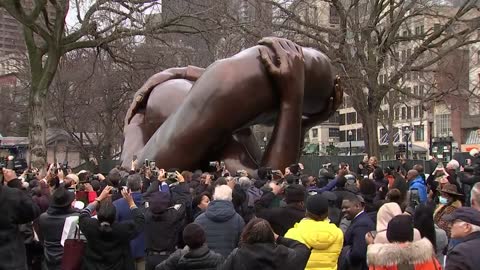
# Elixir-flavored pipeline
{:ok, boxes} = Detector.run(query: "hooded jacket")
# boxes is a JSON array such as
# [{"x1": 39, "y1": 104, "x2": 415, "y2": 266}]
[
  {"x1": 367, "y1": 238, "x2": 441, "y2": 270},
  {"x1": 194, "y1": 200, "x2": 245, "y2": 257},
  {"x1": 219, "y1": 236, "x2": 310, "y2": 270},
  {"x1": 285, "y1": 219, "x2": 343, "y2": 270},
  {"x1": 373, "y1": 203, "x2": 421, "y2": 244}
]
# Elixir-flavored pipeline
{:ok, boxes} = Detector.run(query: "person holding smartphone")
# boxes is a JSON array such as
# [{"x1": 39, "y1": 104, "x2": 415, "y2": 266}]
[{"x1": 113, "y1": 174, "x2": 146, "y2": 269}]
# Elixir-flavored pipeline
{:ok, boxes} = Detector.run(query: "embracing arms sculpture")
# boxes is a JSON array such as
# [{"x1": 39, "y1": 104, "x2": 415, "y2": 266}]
[{"x1": 121, "y1": 37, "x2": 343, "y2": 175}]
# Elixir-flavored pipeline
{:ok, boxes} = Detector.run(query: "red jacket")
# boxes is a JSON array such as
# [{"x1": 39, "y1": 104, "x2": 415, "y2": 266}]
[{"x1": 367, "y1": 238, "x2": 442, "y2": 270}]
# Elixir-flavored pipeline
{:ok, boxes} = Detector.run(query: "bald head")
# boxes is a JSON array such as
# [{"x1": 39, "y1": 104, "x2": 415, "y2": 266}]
[
  {"x1": 472, "y1": 182, "x2": 480, "y2": 211},
  {"x1": 407, "y1": 170, "x2": 418, "y2": 181}
]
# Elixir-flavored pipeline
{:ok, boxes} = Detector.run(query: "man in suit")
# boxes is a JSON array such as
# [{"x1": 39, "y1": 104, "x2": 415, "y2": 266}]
[{"x1": 339, "y1": 194, "x2": 375, "y2": 270}]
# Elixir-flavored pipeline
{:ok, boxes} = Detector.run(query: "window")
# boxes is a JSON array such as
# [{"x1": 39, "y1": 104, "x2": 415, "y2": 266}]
[
  {"x1": 340, "y1": 114, "x2": 346, "y2": 125},
  {"x1": 435, "y1": 114, "x2": 451, "y2": 137},
  {"x1": 414, "y1": 106, "x2": 419, "y2": 118},
  {"x1": 329, "y1": 128, "x2": 340, "y2": 138},
  {"x1": 379, "y1": 74, "x2": 384, "y2": 84},
  {"x1": 401, "y1": 107, "x2": 407, "y2": 119},
  {"x1": 312, "y1": 128, "x2": 318, "y2": 138},
  {"x1": 394, "y1": 107, "x2": 400, "y2": 120},
  {"x1": 415, "y1": 125, "x2": 424, "y2": 141},
  {"x1": 413, "y1": 85, "x2": 419, "y2": 95},
  {"x1": 405, "y1": 73, "x2": 412, "y2": 81},
  {"x1": 419, "y1": 85, "x2": 425, "y2": 96},
  {"x1": 407, "y1": 106, "x2": 411, "y2": 119},
  {"x1": 415, "y1": 25, "x2": 425, "y2": 35},
  {"x1": 347, "y1": 112, "x2": 356, "y2": 124},
  {"x1": 339, "y1": 130, "x2": 346, "y2": 142}
]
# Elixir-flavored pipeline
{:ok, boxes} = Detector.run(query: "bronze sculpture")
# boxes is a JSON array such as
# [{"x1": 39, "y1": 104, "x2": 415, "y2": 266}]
[{"x1": 121, "y1": 37, "x2": 343, "y2": 175}]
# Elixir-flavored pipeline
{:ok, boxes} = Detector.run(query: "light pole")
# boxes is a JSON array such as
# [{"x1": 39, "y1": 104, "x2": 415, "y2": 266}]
[
  {"x1": 348, "y1": 130, "x2": 353, "y2": 156},
  {"x1": 404, "y1": 127, "x2": 411, "y2": 159}
]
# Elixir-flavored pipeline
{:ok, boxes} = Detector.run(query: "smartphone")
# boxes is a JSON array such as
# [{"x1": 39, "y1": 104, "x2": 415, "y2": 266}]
[
  {"x1": 67, "y1": 187, "x2": 76, "y2": 193},
  {"x1": 150, "y1": 161, "x2": 156, "y2": 169},
  {"x1": 144, "y1": 159, "x2": 149, "y2": 167}
]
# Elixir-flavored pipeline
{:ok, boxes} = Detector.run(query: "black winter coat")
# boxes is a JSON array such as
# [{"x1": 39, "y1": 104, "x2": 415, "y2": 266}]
[
  {"x1": 38, "y1": 207, "x2": 79, "y2": 270},
  {"x1": 257, "y1": 203, "x2": 305, "y2": 236},
  {"x1": 79, "y1": 204, "x2": 145, "y2": 270},
  {"x1": 144, "y1": 200, "x2": 186, "y2": 253},
  {"x1": 446, "y1": 232, "x2": 480, "y2": 270},
  {"x1": 219, "y1": 236, "x2": 310, "y2": 270},
  {"x1": 0, "y1": 181, "x2": 41, "y2": 270},
  {"x1": 155, "y1": 244, "x2": 223, "y2": 270}
]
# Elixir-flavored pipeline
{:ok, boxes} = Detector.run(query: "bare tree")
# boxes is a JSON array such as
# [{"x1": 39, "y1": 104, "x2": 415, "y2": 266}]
[
  {"x1": 265, "y1": 0, "x2": 480, "y2": 156},
  {"x1": 0, "y1": 0, "x2": 209, "y2": 169},
  {"x1": 49, "y1": 48, "x2": 146, "y2": 168}
]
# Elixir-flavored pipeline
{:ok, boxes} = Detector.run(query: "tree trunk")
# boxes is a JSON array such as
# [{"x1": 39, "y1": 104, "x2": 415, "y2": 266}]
[
  {"x1": 387, "y1": 107, "x2": 395, "y2": 159},
  {"x1": 29, "y1": 91, "x2": 47, "y2": 170},
  {"x1": 362, "y1": 111, "x2": 380, "y2": 158}
]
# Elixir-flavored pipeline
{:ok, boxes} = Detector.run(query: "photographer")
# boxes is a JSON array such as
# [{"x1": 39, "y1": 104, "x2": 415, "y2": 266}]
[
  {"x1": 114, "y1": 174, "x2": 146, "y2": 269},
  {"x1": 144, "y1": 172, "x2": 189, "y2": 270},
  {"x1": 0, "y1": 168, "x2": 41, "y2": 270},
  {"x1": 79, "y1": 186, "x2": 145, "y2": 270}
]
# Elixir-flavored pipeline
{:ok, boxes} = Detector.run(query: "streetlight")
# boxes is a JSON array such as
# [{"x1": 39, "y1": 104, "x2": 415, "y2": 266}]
[
  {"x1": 348, "y1": 130, "x2": 353, "y2": 156},
  {"x1": 263, "y1": 135, "x2": 267, "y2": 149},
  {"x1": 404, "y1": 127, "x2": 411, "y2": 159}
]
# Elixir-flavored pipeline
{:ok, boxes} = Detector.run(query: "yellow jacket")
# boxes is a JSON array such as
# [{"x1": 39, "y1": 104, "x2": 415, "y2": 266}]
[{"x1": 285, "y1": 218, "x2": 343, "y2": 270}]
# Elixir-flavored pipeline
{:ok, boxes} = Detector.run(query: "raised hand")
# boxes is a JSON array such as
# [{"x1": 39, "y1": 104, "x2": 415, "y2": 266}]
[
  {"x1": 121, "y1": 188, "x2": 135, "y2": 207},
  {"x1": 258, "y1": 37, "x2": 305, "y2": 103}
]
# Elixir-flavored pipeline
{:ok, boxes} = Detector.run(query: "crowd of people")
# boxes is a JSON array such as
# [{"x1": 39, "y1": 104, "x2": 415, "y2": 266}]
[{"x1": 1, "y1": 153, "x2": 480, "y2": 270}]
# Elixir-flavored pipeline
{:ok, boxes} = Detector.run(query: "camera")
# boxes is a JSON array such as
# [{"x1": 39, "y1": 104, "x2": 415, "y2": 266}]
[
  {"x1": 409, "y1": 189, "x2": 420, "y2": 208},
  {"x1": 167, "y1": 172, "x2": 177, "y2": 181}
]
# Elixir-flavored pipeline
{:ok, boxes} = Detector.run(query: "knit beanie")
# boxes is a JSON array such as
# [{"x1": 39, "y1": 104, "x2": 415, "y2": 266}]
[
  {"x1": 306, "y1": 194, "x2": 329, "y2": 216},
  {"x1": 285, "y1": 184, "x2": 306, "y2": 204}
]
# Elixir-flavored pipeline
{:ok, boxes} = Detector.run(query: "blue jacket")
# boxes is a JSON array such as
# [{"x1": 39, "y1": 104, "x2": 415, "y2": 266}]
[
  {"x1": 113, "y1": 192, "x2": 145, "y2": 259},
  {"x1": 409, "y1": 176, "x2": 428, "y2": 204},
  {"x1": 194, "y1": 200, "x2": 245, "y2": 257},
  {"x1": 343, "y1": 211, "x2": 375, "y2": 270}
]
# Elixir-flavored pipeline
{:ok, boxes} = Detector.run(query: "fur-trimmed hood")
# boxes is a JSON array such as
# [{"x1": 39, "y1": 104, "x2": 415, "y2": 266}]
[{"x1": 367, "y1": 238, "x2": 435, "y2": 266}]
